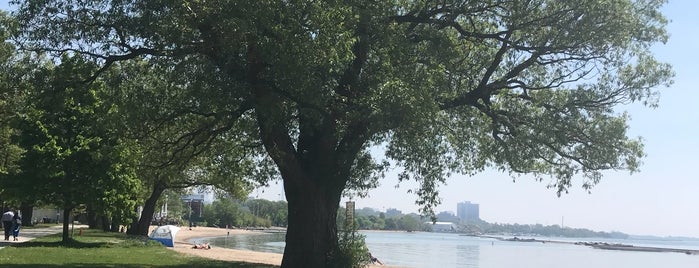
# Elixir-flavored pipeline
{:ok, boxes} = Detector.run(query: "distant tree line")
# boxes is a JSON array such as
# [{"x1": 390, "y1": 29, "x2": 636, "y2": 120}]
[
  {"x1": 332, "y1": 206, "x2": 628, "y2": 238},
  {"x1": 199, "y1": 198, "x2": 288, "y2": 228},
  {"x1": 337, "y1": 207, "x2": 431, "y2": 232},
  {"x1": 472, "y1": 222, "x2": 629, "y2": 239}
]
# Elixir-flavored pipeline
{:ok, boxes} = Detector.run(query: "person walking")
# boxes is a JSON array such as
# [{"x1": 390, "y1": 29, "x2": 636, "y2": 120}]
[
  {"x1": 11, "y1": 210, "x2": 21, "y2": 241},
  {"x1": 1, "y1": 209, "x2": 14, "y2": 241}
]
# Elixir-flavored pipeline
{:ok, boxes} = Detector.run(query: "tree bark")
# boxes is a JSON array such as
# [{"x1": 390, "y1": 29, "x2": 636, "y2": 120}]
[
  {"x1": 247, "y1": 35, "x2": 363, "y2": 267},
  {"x1": 127, "y1": 204, "x2": 140, "y2": 234},
  {"x1": 127, "y1": 184, "x2": 164, "y2": 235},
  {"x1": 87, "y1": 206, "x2": 102, "y2": 229},
  {"x1": 101, "y1": 215, "x2": 111, "y2": 232},
  {"x1": 110, "y1": 216, "x2": 120, "y2": 232},
  {"x1": 20, "y1": 202, "x2": 33, "y2": 227},
  {"x1": 281, "y1": 176, "x2": 343, "y2": 267},
  {"x1": 61, "y1": 207, "x2": 71, "y2": 242}
]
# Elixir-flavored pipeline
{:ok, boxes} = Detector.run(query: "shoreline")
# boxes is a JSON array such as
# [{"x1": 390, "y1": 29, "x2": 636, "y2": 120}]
[
  {"x1": 168, "y1": 226, "x2": 396, "y2": 267},
  {"x1": 169, "y1": 227, "x2": 698, "y2": 266},
  {"x1": 170, "y1": 226, "x2": 283, "y2": 266},
  {"x1": 478, "y1": 235, "x2": 699, "y2": 255}
]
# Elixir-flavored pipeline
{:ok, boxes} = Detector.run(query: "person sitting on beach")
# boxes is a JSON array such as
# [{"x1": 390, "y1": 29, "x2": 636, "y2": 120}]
[
  {"x1": 192, "y1": 243, "x2": 211, "y2": 249},
  {"x1": 368, "y1": 252, "x2": 383, "y2": 265}
]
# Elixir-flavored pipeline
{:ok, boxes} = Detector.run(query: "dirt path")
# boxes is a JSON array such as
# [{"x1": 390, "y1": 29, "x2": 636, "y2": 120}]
[{"x1": 0, "y1": 225, "x2": 66, "y2": 249}]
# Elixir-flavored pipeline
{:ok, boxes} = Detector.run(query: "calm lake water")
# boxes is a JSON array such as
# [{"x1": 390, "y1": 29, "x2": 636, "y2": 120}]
[{"x1": 205, "y1": 231, "x2": 699, "y2": 268}]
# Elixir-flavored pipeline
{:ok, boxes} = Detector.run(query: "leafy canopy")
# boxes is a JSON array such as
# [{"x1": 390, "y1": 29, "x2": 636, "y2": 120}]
[
  {"x1": 13, "y1": 54, "x2": 140, "y2": 219},
  {"x1": 9, "y1": 0, "x2": 674, "y2": 215}
]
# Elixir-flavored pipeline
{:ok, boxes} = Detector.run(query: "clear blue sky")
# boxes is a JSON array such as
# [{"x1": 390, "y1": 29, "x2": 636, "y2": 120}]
[{"x1": 3, "y1": 1, "x2": 697, "y2": 237}]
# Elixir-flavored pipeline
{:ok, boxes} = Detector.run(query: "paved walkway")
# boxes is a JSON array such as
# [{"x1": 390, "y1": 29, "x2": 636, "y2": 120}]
[{"x1": 0, "y1": 225, "x2": 64, "y2": 249}]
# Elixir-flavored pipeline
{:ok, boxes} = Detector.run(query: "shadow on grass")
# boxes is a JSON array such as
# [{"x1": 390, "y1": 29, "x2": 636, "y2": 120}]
[
  {"x1": 20, "y1": 224, "x2": 63, "y2": 229},
  {"x1": 4, "y1": 239, "x2": 112, "y2": 249}
]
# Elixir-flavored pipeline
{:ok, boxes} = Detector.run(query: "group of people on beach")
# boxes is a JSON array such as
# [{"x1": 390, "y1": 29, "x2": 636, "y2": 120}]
[{"x1": 1, "y1": 208, "x2": 21, "y2": 241}]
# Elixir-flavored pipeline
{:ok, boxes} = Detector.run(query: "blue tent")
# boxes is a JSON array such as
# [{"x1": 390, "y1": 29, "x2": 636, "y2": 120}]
[{"x1": 149, "y1": 225, "x2": 180, "y2": 247}]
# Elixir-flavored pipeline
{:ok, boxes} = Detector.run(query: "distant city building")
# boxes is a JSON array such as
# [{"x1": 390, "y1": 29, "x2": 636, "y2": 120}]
[
  {"x1": 436, "y1": 211, "x2": 460, "y2": 223},
  {"x1": 182, "y1": 194, "x2": 205, "y2": 219},
  {"x1": 457, "y1": 201, "x2": 480, "y2": 223},
  {"x1": 426, "y1": 221, "x2": 456, "y2": 232},
  {"x1": 190, "y1": 186, "x2": 215, "y2": 205}
]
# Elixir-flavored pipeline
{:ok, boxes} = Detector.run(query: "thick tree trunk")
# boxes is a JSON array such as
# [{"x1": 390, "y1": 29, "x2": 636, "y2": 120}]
[
  {"x1": 110, "y1": 216, "x2": 120, "y2": 232},
  {"x1": 127, "y1": 205, "x2": 140, "y2": 234},
  {"x1": 249, "y1": 40, "x2": 361, "y2": 265},
  {"x1": 20, "y1": 202, "x2": 33, "y2": 227},
  {"x1": 127, "y1": 184, "x2": 164, "y2": 235},
  {"x1": 61, "y1": 207, "x2": 71, "y2": 242},
  {"x1": 101, "y1": 216, "x2": 111, "y2": 232},
  {"x1": 86, "y1": 206, "x2": 100, "y2": 229},
  {"x1": 281, "y1": 178, "x2": 343, "y2": 267}
]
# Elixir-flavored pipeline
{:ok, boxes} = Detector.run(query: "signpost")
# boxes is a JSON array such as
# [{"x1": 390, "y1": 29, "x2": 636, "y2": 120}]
[{"x1": 345, "y1": 201, "x2": 355, "y2": 229}]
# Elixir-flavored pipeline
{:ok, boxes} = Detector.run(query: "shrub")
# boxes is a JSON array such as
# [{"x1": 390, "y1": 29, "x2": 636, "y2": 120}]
[{"x1": 330, "y1": 223, "x2": 370, "y2": 268}]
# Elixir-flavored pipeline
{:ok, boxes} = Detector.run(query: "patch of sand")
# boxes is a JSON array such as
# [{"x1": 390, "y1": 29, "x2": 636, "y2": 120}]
[
  {"x1": 168, "y1": 226, "x2": 397, "y2": 267},
  {"x1": 169, "y1": 226, "x2": 282, "y2": 266}
]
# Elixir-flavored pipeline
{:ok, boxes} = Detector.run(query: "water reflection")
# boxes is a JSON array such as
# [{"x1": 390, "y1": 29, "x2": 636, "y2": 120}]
[
  {"x1": 206, "y1": 232, "x2": 286, "y2": 254},
  {"x1": 201, "y1": 232, "x2": 699, "y2": 268},
  {"x1": 457, "y1": 244, "x2": 480, "y2": 268},
  {"x1": 364, "y1": 231, "x2": 482, "y2": 268},
  {"x1": 207, "y1": 231, "x2": 482, "y2": 267}
]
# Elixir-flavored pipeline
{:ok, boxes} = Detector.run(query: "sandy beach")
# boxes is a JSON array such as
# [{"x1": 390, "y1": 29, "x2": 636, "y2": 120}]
[
  {"x1": 169, "y1": 226, "x2": 393, "y2": 267},
  {"x1": 170, "y1": 226, "x2": 283, "y2": 266}
]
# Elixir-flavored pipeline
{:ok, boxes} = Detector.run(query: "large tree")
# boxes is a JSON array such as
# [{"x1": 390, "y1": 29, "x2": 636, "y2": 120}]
[
  {"x1": 11, "y1": 0, "x2": 672, "y2": 266},
  {"x1": 0, "y1": 11, "x2": 25, "y2": 203},
  {"x1": 101, "y1": 59, "x2": 261, "y2": 235},
  {"x1": 13, "y1": 55, "x2": 141, "y2": 241}
]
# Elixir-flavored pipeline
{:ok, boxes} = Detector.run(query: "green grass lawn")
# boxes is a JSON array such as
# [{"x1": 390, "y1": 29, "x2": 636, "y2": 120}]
[{"x1": 0, "y1": 228, "x2": 278, "y2": 268}]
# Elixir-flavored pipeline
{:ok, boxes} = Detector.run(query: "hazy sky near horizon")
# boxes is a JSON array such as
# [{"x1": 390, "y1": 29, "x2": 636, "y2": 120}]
[{"x1": 2, "y1": 1, "x2": 697, "y2": 237}]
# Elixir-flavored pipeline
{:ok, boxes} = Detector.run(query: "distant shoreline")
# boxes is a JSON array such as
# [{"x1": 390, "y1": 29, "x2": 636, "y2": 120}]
[
  {"x1": 477, "y1": 235, "x2": 699, "y2": 255},
  {"x1": 359, "y1": 229, "x2": 420, "y2": 233}
]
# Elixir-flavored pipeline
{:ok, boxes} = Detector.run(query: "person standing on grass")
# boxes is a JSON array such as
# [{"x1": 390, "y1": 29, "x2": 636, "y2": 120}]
[
  {"x1": 1, "y1": 209, "x2": 14, "y2": 241},
  {"x1": 11, "y1": 210, "x2": 21, "y2": 241}
]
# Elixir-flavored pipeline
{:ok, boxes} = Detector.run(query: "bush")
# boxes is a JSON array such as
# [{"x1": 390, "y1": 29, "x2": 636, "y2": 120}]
[{"x1": 330, "y1": 224, "x2": 370, "y2": 268}]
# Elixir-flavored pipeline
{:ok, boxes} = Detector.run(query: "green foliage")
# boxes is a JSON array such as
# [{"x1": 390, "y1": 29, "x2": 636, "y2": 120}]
[
  {"x1": 101, "y1": 58, "x2": 263, "y2": 231},
  {"x1": 11, "y1": 0, "x2": 672, "y2": 216},
  {"x1": 331, "y1": 223, "x2": 370, "y2": 268},
  {"x1": 201, "y1": 198, "x2": 287, "y2": 228},
  {"x1": 340, "y1": 206, "x2": 430, "y2": 232},
  {"x1": 476, "y1": 222, "x2": 629, "y2": 239},
  {"x1": 0, "y1": 11, "x2": 25, "y2": 185},
  {"x1": 9, "y1": 0, "x2": 674, "y2": 265},
  {"x1": 243, "y1": 199, "x2": 288, "y2": 227},
  {"x1": 10, "y1": 55, "x2": 141, "y2": 233}
]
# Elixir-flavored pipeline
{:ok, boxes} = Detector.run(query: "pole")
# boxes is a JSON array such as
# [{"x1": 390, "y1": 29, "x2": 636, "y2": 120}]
[{"x1": 561, "y1": 216, "x2": 564, "y2": 228}]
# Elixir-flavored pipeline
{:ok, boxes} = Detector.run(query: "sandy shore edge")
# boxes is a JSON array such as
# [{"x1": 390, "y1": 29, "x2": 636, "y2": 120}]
[
  {"x1": 169, "y1": 226, "x2": 283, "y2": 266},
  {"x1": 168, "y1": 226, "x2": 395, "y2": 267}
]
